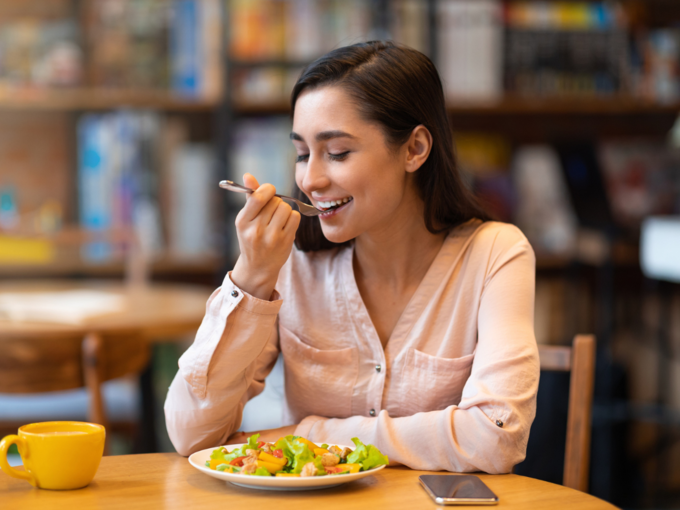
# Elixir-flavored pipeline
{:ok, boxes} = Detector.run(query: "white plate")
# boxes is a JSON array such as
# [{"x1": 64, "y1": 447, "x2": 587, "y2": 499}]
[{"x1": 188, "y1": 443, "x2": 386, "y2": 491}]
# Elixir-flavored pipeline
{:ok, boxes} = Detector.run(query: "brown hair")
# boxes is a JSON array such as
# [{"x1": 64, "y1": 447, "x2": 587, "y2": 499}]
[{"x1": 291, "y1": 41, "x2": 489, "y2": 251}]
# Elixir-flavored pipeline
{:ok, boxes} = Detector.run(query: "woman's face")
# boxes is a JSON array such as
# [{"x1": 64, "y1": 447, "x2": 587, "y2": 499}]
[{"x1": 292, "y1": 85, "x2": 419, "y2": 244}]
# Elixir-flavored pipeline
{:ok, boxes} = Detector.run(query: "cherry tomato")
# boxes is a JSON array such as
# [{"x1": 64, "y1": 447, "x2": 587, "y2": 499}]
[
  {"x1": 257, "y1": 441, "x2": 265, "y2": 448},
  {"x1": 229, "y1": 456, "x2": 246, "y2": 467},
  {"x1": 273, "y1": 449, "x2": 284, "y2": 459}
]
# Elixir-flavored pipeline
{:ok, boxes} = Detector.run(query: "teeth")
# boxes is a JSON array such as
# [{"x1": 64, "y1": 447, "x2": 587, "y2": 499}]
[{"x1": 317, "y1": 197, "x2": 351, "y2": 210}]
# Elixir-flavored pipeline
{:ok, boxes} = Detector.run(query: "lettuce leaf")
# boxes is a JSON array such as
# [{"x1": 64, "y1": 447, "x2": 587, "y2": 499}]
[
  {"x1": 252, "y1": 467, "x2": 272, "y2": 476},
  {"x1": 215, "y1": 433, "x2": 263, "y2": 464},
  {"x1": 274, "y1": 435, "x2": 317, "y2": 474},
  {"x1": 210, "y1": 447, "x2": 229, "y2": 462},
  {"x1": 346, "y1": 438, "x2": 389, "y2": 471}
]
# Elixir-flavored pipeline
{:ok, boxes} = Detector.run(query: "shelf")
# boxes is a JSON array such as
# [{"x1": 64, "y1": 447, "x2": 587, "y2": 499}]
[
  {"x1": 232, "y1": 96, "x2": 680, "y2": 117},
  {"x1": 0, "y1": 254, "x2": 224, "y2": 278},
  {"x1": 0, "y1": 88, "x2": 220, "y2": 112},
  {"x1": 446, "y1": 96, "x2": 680, "y2": 116}
]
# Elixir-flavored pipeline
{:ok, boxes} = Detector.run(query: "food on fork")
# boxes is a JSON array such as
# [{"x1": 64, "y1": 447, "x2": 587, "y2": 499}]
[{"x1": 204, "y1": 434, "x2": 388, "y2": 477}]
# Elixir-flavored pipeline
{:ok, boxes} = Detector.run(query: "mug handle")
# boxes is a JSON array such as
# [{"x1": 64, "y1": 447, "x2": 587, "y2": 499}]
[{"x1": 0, "y1": 435, "x2": 37, "y2": 486}]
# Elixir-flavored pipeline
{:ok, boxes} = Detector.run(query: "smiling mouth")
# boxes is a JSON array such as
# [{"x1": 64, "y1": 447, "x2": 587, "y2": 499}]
[{"x1": 316, "y1": 197, "x2": 353, "y2": 212}]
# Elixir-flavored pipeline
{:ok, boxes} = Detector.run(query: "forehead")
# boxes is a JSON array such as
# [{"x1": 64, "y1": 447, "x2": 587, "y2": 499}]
[{"x1": 292, "y1": 86, "x2": 364, "y2": 135}]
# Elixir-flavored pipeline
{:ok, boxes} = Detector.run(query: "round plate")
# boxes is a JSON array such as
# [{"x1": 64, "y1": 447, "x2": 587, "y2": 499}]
[{"x1": 188, "y1": 443, "x2": 386, "y2": 491}]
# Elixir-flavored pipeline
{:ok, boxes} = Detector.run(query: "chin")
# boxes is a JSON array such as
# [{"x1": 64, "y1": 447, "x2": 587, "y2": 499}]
[{"x1": 320, "y1": 226, "x2": 355, "y2": 245}]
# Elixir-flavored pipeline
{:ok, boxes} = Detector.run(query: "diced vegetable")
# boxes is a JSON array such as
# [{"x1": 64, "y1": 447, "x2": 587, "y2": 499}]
[
  {"x1": 294, "y1": 437, "x2": 318, "y2": 451},
  {"x1": 259, "y1": 451, "x2": 287, "y2": 467},
  {"x1": 272, "y1": 449, "x2": 284, "y2": 459},
  {"x1": 257, "y1": 459, "x2": 285, "y2": 474},
  {"x1": 313, "y1": 447, "x2": 330, "y2": 456},
  {"x1": 275, "y1": 473, "x2": 300, "y2": 477},
  {"x1": 229, "y1": 456, "x2": 247, "y2": 467},
  {"x1": 337, "y1": 463, "x2": 361, "y2": 474}
]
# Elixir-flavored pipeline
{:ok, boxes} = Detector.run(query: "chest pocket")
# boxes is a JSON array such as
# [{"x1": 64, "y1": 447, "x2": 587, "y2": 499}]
[
  {"x1": 279, "y1": 325, "x2": 358, "y2": 421},
  {"x1": 399, "y1": 348, "x2": 475, "y2": 416}
]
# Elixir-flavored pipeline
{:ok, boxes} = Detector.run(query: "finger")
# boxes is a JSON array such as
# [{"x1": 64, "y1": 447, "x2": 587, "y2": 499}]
[
  {"x1": 241, "y1": 183, "x2": 277, "y2": 222},
  {"x1": 243, "y1": 173, "x2": 260, "y2": 190},
  {"x1": 259, "y1": 194, "x2": 285, "y2": 224},
  {"x1": 283, "y1": 210, "x2": 301, "y2": 236},
  {"x1": 268, "y1": 200, "x2": 293, "y2": 230}
]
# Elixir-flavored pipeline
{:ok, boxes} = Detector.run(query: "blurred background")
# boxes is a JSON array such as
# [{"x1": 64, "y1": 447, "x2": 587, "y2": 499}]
[{"x1": 0, "y1": 1, "x2": 679, "y2": 508}]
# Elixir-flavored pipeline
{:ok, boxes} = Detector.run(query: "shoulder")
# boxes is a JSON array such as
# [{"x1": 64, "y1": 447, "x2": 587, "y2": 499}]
[
  {"x1": 470, "y1": 221, "x2": 532, "y2": 254},
  {"x1": 453, "y1": 220, "x2": 535, "y2": 276}
]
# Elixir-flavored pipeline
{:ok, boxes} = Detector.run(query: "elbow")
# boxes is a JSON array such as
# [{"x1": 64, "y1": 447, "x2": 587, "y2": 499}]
[
  {"x1": 477, "y1": 430, "x2": 529, "y2": 474},
  {"x1": 165, "y1": 410, "x2": 198, "y2": 457}
]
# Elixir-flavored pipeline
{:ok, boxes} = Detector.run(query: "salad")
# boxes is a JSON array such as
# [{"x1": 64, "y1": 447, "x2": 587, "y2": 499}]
[{"x1": 205, "y1": 434, "x2": 389, "y2": 477}]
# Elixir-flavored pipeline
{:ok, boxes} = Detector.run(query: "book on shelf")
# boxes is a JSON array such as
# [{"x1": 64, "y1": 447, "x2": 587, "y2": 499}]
[
  {"x1": 168, "y1": 143, "x2": 216, "y2": 258},
  {"x1": 437, "y1": 0, "x2": 504, "y2": 102},
  {"x1": 0, "y1": 0, "x2": 221, "y2": 99},
  {"x1": 0, "y1": 16, "x2": 82, "y2": 89},
  {"x1": 170, "y1": 0, "x2": 223, "y2": 99},
  {"x1": 77, "y1": 111, "x2": 217, "y2": 263},
  {"x1": 504, "y1": 1, "x2": 628, "y2": 97},
  {"x1": 226, "y1": 117, "x2": 295, "y2": 261},
  {"x1": 389, "y1": 0, "x2": 429, "y2": 56}
]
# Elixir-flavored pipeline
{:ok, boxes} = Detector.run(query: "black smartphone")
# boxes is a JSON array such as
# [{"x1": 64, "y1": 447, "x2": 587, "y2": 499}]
[{"x1": 418, "y1": 474, "x2": 499, "y2": 505}]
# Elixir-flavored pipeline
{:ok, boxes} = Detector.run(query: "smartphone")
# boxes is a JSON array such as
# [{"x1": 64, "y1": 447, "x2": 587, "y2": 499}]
[{"x1": 418, "y1": 474, "x2": 499, "y2": 505}]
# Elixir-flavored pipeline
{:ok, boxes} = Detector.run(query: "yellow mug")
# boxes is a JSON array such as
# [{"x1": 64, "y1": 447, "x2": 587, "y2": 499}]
[{"x1": 0, "y1": 421, "x2": 105, "y2": 490}]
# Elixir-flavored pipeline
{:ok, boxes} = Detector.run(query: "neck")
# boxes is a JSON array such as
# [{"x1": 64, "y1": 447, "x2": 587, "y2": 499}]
[{"x1": 353, "y1": 190, "x2": 447, "y2": 290}]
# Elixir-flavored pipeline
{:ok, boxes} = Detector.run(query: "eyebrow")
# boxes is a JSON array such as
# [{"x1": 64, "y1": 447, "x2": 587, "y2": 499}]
[{"x1": 289, "y1": 130, "x2": 357, "y2": 142}]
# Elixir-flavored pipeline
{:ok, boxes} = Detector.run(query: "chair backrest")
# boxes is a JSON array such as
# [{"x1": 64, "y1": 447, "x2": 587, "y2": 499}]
[
  {"x1": 0, "y1": 331, "x2": 150, "y2": 430},
  {"x1": 538, "y1": 334, "x2": 596, "y2": 493}
]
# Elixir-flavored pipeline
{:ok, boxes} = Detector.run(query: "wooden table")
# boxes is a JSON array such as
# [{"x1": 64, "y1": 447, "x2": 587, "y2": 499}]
[
  {"x1": 0, "y1": 280, "x2": 210, "y2": 341},
  {"x1": 0, "y1": 453, "x2": 619, "y2": 509}
]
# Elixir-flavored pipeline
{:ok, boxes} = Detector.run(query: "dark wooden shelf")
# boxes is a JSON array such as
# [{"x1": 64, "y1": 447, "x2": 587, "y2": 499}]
[
  {"x1": 232, "y1": 96, "x2": 680, "y2": 117},
  {"x1": 0, "y1": 254, "x2": 224, "y2": 278},
  {"x1": 0, "y1": 88, "x2": 220, "y2": 112}
]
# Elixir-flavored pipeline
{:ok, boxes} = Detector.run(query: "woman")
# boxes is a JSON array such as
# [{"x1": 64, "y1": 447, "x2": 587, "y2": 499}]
[{"x1": 165, "y1": 41, "x2": 539, "y2": 474}]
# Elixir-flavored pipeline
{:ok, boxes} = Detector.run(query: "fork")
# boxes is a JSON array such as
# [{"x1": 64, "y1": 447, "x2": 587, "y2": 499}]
[{"x1": 219, "y1": 180, "x2": 323, "y2": 217}]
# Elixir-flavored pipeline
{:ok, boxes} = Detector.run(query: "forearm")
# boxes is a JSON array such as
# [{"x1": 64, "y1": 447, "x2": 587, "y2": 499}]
[
  {"x1": 296, "y1": 405, "x2": 528, "y2": 473},
  {"x1": 164, "y1": 273, "x2": 282, "y2": 455}
]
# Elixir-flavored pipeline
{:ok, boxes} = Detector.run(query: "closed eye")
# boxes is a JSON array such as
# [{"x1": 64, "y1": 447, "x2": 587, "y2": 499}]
[
  {"x1": 296, "y1": 154, "x2": 309, "y2": 163},
  {"x1": 329, "y1": 151, "x2": 350, "y2": 161}
]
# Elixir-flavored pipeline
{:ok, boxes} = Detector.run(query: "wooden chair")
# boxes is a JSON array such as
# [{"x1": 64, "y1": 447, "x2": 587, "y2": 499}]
[
  {"x1": 0, "y1": 330, "x2": 150, "y2": 453},
  {"x1": 538, "y1": 334, "x2": 596, "y2": 493}
]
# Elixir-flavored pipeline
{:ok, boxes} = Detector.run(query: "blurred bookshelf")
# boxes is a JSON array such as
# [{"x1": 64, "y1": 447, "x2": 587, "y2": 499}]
[
  {"x1": 0, "y1": 0, "x2": 679, "y2": 507},
  {"x1": 0, "y1": 88, "x2": 219, "y2": 112}
]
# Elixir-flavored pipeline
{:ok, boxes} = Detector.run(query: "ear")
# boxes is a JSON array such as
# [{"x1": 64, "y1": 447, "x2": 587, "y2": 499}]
[{"x1": 404, "y1": 125, "x2": 433, "y2": 173}]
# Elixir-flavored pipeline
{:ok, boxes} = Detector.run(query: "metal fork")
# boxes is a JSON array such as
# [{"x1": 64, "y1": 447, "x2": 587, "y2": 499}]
[{"x1": 219, "y1": 180, "x2": 323, "y2": 217}]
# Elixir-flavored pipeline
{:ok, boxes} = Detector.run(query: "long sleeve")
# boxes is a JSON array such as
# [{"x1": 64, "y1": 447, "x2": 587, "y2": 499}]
[
  {"x1": 294, "y1": 232, "x2": 539, "y2": 474},
  {"x1": 164, "y1": 272, "x2": 282, "y2": 456}
]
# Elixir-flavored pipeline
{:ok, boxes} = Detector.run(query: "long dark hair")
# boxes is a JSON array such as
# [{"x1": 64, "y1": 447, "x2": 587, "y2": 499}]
[{"x1": 291, "y1": 41, "x2": 489, "y2": 251}]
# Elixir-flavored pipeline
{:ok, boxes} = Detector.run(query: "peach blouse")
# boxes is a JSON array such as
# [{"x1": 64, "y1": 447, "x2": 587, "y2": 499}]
[{"x1": 164, "y1": 220, "x2": 540, "y2": 474}]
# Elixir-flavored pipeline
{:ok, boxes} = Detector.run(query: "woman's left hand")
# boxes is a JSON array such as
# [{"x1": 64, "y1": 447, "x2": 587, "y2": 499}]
[{"x1": 226, "y1": 424, "x2": 298, "y2": 445}]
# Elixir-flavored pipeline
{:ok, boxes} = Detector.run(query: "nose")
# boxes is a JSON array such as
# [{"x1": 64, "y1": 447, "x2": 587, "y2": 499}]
[{"x1": 298, "y1": 154, "x2": 330, "y2": 195}]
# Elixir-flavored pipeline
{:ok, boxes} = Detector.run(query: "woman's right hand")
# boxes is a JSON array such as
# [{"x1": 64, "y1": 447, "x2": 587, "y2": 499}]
[{"x1": 231, "y1": 173, "x2": 301, "y2": 300}]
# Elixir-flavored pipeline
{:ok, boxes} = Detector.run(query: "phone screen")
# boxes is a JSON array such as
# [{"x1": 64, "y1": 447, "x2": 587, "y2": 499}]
[{"x1": 419, "y1": 475, "x2": 499, "y2": 505}]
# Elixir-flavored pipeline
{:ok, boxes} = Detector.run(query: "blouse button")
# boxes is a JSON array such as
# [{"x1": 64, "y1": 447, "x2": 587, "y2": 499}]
[
  {"x1": 375, "y1": 364, "x2": 381, "y2": 373},
  {"x1": 495, "y1": 419, "x2": 504, "y2": 428},
  {"x1": 369, "y1": 409, "x2": 376, "y2": 417},
  {"x1": 231, "y1": 290, "x2": 239, "y2": 298}
]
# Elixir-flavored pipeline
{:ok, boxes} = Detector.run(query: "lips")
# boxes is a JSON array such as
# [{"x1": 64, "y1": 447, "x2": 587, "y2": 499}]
[{"x1": 318, "y1": 197, "x2": 353, "y2": 218}]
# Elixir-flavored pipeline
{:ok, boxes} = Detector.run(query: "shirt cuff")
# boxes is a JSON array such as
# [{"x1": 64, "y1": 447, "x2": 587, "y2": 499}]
[
  {"x1": 294, "y1": 415, "x2": 327, "y2": 440},
  {"x1": 224, "y1": 272, "x2": 282, "y2": 314}
]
